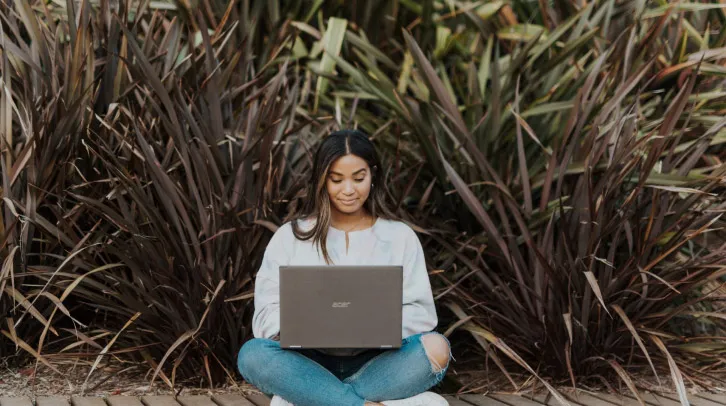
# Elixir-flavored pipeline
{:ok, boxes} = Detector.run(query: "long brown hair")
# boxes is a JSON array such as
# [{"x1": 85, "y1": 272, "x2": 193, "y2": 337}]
[{"x1": 289, "y1": 129, "x2": 398, "y2": 264}]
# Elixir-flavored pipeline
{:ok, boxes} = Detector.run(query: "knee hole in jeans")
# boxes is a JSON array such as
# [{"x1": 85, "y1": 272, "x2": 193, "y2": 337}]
[{"x1": 421, "y1": 332, "x2": 453, "y2": 373}]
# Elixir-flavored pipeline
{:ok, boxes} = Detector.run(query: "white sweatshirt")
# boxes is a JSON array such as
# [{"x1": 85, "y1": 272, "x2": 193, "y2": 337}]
[{"x1": 251, "y1": 217, "x2": 438, "y2": 356}]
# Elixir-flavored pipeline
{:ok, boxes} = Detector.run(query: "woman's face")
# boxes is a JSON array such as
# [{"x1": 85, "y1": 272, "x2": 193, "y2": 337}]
[{"x1": 326, "y1": 154, "x2": 372, "y2": 215}]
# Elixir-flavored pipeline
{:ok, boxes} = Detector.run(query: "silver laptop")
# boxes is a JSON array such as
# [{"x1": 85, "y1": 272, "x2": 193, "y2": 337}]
[{"x1": 279, "y1": 265, "x2": 403, "y2": 349}]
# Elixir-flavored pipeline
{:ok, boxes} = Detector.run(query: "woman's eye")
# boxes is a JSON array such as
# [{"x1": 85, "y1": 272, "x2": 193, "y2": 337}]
[{"x1": 329, "y1": 178, "x2": 364, "y2": 183}]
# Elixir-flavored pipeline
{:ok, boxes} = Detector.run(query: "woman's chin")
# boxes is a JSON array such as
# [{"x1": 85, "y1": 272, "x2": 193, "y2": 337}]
[{"x1": 333, "y1": 204, "x2": 362, "y2": 214}]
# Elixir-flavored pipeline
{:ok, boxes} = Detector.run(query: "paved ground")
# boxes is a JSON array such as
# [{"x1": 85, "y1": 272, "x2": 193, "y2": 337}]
[{"x1": 2, "y1": 391, "x2": 726, "y2": 405}]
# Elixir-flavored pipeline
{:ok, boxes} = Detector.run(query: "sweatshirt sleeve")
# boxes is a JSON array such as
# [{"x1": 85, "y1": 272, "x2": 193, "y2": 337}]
[
  {"x1": 401, "y1": 226, "x2": 438, "y2": 339},
  {"x1": 251, "y1": 223, "x2": 291, "y2": 340}
]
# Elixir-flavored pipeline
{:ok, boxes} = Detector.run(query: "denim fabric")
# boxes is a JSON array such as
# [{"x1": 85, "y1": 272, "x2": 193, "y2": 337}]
[{"x1": 237, "y1": 332, "x2": 454, "y2": 406}]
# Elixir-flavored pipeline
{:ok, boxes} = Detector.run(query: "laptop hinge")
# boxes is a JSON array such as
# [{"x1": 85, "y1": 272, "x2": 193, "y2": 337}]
[
  {"x1": 290, "y1": 345, "x2": 302, "y2": 348},
  {"x1": 380, "y1": 345, "x2": 393, "y2": 348}
]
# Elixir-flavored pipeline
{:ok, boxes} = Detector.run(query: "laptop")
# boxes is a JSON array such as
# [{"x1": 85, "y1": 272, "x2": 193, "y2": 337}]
[{"x1": 279, "y1": 265, "x2": 403, "y2": 350}]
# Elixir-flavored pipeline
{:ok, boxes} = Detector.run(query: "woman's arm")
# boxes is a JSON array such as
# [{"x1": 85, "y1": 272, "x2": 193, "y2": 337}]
[
  {"x1": 401, "y1": 226, "x2": 438, "y2": 339},
  {"x1": 251, "y1": 224, "x2": 290, "y2": 340}
]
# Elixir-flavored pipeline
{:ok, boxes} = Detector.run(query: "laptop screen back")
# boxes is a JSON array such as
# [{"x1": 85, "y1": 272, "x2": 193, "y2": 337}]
[{"x1": 279, "y1": 265, "x2": 403, "y2": 349}]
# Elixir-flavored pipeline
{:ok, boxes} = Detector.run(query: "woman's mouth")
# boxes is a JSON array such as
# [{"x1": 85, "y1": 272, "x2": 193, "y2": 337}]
[{"x1": 340, "y1": 198, "x2": 358, "y2": 205}]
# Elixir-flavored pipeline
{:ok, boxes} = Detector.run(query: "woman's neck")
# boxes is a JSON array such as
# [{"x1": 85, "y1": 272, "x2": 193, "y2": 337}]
[{"x1": 330, "y1": 209, "x2": 373, "y2": 231}]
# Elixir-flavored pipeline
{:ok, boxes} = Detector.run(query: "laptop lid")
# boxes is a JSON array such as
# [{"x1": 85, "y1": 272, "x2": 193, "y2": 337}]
[{"x1": 279, "y1": 265, "x2": 403, "y2": 349}]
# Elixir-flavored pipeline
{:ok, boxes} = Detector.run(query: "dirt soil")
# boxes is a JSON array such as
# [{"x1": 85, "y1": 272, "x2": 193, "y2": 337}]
[
  {"x1": 0, "y1": 359, "x2": 261, "y2": 398},
  {"x1": 2, "y1": 357, "x2": 725, "y2": 400}
]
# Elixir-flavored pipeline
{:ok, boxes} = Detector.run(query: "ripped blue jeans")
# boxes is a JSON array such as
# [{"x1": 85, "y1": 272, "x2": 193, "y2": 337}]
[{"x1": 237, "y1": 332, "x2": 454, "y2": 406}]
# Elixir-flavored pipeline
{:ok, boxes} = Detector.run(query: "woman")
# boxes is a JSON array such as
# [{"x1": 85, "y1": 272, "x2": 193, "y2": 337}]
[{"x1": 237, "y1": 129, "x2": 454, "y2": 406}]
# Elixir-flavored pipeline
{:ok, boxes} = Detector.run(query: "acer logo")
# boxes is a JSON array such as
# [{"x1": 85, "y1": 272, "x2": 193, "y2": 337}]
[{"x1": 332, "y1": 302, "x2": 351, "y2": 308}]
